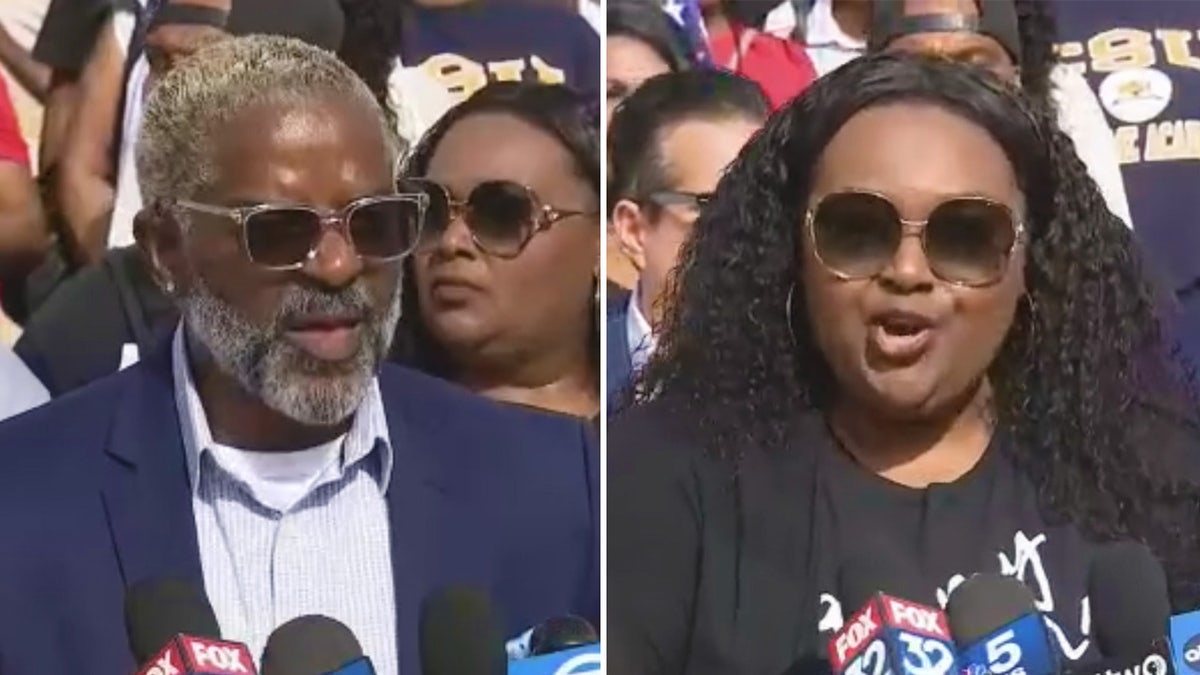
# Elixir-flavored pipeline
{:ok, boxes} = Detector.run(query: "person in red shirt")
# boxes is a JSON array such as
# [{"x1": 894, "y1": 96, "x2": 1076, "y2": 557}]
[
  {"x1": 0, "y1": 74, "x2": 46, "y2": 288},
  {"x1": 699, "y1": 0, "x2": 817, "y2": 109}
]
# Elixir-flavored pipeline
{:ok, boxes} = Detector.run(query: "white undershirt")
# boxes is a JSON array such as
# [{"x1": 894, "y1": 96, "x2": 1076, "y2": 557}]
[{"x1": 206, "y1": 436, "x2": 345, "y2": 514}]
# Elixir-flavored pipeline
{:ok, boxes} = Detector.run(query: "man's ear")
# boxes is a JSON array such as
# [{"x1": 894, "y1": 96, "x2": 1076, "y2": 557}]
[
  {"x1": 611, "y1": 198, "x2": 651, "y2": 272},
  {"x1": 133, "y1": 204, "x2": 187, "y2": 296}
]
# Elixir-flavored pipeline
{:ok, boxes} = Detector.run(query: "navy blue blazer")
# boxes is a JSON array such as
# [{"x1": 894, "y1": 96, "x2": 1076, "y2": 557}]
[
  {"x1": 0, "y1": 339, "x2": 599, "y2": 674},
  {"x1": 606, "y1": 286, "x2": 633, "y2": 418}
]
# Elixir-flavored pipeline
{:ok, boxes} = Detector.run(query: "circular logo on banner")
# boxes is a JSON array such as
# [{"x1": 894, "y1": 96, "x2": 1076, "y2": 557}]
[
  {"x1": 1099, "y1": 68, "x2": 1173, "y2": 124},
  {"x1": 552, "y1": 652, "x2": 602, "y2": 675},
  {"x1": 1183, "y1": 633, "x2": 1200, "y2": 673}
]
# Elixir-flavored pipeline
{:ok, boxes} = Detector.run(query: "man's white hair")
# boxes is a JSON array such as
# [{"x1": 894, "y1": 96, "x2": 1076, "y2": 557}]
[{"x1": 136, "y1": 33, "x2": 398, "y2": 205}]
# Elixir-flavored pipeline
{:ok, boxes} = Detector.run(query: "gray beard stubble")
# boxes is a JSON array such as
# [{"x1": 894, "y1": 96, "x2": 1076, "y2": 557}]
[{"x1": 182, "y1": 270, "x2": 402, "y2": 426}]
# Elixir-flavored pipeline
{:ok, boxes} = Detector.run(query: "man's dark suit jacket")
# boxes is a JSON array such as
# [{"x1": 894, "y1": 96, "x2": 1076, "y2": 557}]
[{"x1": 0, "y1": 339, "x2": 600, "y2": 674}]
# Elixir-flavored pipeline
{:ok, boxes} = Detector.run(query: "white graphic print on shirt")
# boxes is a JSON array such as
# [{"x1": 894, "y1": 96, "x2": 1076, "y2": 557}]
[{"x1": 818, "y1": 530, "x2": 1091, "y2": 662}]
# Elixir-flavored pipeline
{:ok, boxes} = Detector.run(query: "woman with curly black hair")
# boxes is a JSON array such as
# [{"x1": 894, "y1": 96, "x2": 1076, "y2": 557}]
[
  {"x1": 609, "y1": 53, "x2": 1200, "y2": 675},
  {"x1": 393, "y1": 81, "x2": 602, "y2": 421}
]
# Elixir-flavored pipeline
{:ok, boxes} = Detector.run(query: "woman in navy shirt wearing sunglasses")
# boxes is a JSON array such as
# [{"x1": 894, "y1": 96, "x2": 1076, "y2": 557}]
[
  {"x1": 394, "y1": 81, "x2": 602, "y2": 422},
  {"x1": 608, "y1": 52, "x2": 1200, "y2": 675}
]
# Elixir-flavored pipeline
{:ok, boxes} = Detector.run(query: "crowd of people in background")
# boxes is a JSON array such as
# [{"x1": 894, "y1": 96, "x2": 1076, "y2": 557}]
[
  {"x1": 0, "y1": 0, "x2": 603, "y2": 424},
  {"x1": 0, "y1": 0, "x2": 1197, "y2": 671},
  {"x1": 604, "y1": 0, "x2": 1200, "y2": 407},
  {"x1": 0, "y1": 0, "x2": 602, "y2": 671}
]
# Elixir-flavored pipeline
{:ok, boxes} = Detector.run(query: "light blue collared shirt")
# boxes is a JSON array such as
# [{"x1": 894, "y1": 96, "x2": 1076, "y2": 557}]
[
  {"x1": 0, "y1": 344, "x2": 48, "y2": 422},
  {"x1": 626, "y1": 283, "x2": 656, "y2": 374},
  {"x1": 171, "y1": 327, "x2": 399, "y2": 674}
]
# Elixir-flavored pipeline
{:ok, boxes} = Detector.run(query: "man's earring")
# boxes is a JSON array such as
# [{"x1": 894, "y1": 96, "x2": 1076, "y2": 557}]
[{"x1": 163, "y1": 279, "x2": 175, "y2": 295}]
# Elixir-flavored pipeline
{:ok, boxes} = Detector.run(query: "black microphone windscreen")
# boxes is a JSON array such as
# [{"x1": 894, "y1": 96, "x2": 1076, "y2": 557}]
[
  {"x1": 837, "y1": 550, "x2": 931, "y2": 613},
  {"x1": 1089, "y1": 541, "x2": 1171, "y2": 658},
  {"x1": 124, "y1": 578, "x2": 221, "y2": 664},
  {"x1": 945, "y1": 573, "x2": 1038, "y2": 645},
  {"x1": 260, "y1": 614, "x2": 364, "y2": 675},
  {"x1": 528, "y1": 616, "x2": 599, "y2": 656},
  {"x1": 419, "y1": 586, "x2": 507, "y2": 675}
]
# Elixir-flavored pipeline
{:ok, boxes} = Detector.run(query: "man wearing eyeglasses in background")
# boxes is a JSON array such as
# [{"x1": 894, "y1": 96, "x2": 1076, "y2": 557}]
[
  {"x1": 0, "y1": 35, "x2": 598, "y2": 675},
  {"x1": 606, "y1": 69, "x2": 768, "y2": 415}
]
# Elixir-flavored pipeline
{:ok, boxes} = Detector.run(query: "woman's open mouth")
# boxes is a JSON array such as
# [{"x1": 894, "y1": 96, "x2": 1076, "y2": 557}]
[{"x1": 867, "y1": 310, "x2": 936, "y2": 362}]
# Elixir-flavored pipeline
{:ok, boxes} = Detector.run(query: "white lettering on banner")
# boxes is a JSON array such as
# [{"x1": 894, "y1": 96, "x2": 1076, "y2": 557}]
[
  {"x1": 1056, "y1": 25, "x2": 1200, "y2": 167},
  {"x1": 420, "y1": 53, "x2": 569, "y2": 104},
  {"x1": 819, "y1": 531, "x2": 1092, "y2": 662}
]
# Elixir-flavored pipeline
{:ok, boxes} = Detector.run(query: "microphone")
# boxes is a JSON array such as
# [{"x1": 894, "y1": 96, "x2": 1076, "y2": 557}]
[
  {"x1": 1091, "y1": 541, "x2": 1172, "y2": 656},
  {"x1": 512, "y1": 616, "x2": 602, "y2": 675},
  {"x1": 260, "y1": 615, "x2": 374, "y2": 675},
  {"x1": 828, "y1": 556, "x2": 958, "y2": 675},
  {"x1": 419, "y1": 586, "x2": 507, "y2": 675},
  {"x1": 1073, "y1": 541, "x2": 1173, "y2": 675},
  {"x1": 125, "y1": 578, "x2": 257, "y2": 675},
  {"x1": 1169, "y1": 609, "x2": 1200, "y2": 674},
  {"x1": 1070, "y1": 540, "x2": 1171, "y2": 672},
  {"x1": 527, "y1": 616, "x2": 599, "y2": 656},
  {"x1": 946, "y1": 574, "x2": 1056, "y2": 675}
]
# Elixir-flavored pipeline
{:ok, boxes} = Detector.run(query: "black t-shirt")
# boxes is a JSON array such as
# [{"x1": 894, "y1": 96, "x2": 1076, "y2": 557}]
[
  {"x1": 32, "y1": 0, "x2": 114, "y2": 72},
  {"x1": 609, "y1": 406, "x2": 1110, "y2": 675},
  {"x1": 813, "y1": 427, "x2": 1097, "y2": 663}
]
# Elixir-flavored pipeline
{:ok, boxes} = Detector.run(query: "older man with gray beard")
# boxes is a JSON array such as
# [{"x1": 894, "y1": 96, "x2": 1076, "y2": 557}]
[{"x1": 0, "y1": 35, "x2": 598, "y2": 675}]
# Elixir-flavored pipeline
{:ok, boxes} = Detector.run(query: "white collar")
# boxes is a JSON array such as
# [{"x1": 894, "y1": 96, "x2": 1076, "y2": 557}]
[{"x1": 171, "y1": 325, "x2": 394, "y2": 496}]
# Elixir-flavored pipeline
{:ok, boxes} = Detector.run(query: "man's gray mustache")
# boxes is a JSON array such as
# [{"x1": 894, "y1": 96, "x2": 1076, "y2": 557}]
[{"x1": 273, "y1": 285, "x2": 378, "y2": 328}]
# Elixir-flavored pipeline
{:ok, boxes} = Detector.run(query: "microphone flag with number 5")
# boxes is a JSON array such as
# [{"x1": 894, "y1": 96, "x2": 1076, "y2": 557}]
[
  {"x1": 947, "y1": 574, "x2": 1057, "y2": 675},
  {"x1": 828, "y1": 592, "x2": 959, "y2": 675}
]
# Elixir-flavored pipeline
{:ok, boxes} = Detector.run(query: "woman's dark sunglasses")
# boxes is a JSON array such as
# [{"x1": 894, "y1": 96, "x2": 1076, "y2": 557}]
[
  {"x1": 806, "y1": 190, "x2": 1024, "y2": 287},
  {"x1": 408, "y1": 177, "x2": 597, "y2": 259},
  {"x1": 175, "y1": 192, "x2": 428, "y2": 270}
]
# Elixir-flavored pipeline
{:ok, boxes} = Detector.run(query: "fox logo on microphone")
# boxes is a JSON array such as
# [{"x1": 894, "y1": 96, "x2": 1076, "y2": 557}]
[
  {"x1": 179, "y1": 636, "x2": 253, "y2": 674},
  {"x1": 144, "y1": 651, "x2": 183, "y2": 675},
  {"x1": 836, "y1": 606, "x2": 881, "y2": 666}
]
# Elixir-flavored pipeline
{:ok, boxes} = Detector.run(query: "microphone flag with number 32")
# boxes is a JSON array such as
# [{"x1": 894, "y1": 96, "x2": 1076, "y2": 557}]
[{"x1": 829, "y1": 593, "x2": 959, "y2": 675}]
